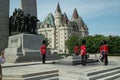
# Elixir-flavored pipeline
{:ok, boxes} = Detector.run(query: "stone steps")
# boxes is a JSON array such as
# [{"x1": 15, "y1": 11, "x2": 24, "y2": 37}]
[
  {"x1": 73, "y1": 59, "x2": 98, "y2": 65},
  {"x1": 40, "y1": 76, "x2": 59, "y2": 80},
  {"x1": 42, "y1": 76, "x2": 79, "y2": 80},
  {"x1": 24, "y1": 73, "x2": 58, "y2": 80},
  {"x1": 79, "y1": 66, "x2": 120, "y2": 80},
  {"x1": 55, "y1": 56, "x2": 98, "y2": 65},
  {"x1": 97, "y1": 73, "x2": 120, "y2": 80},
  {"x1": 86, "y1": 66, "x2": 120, "y2": 76},
  {"x1": 43, "y1": 77, "x2": 78, "y2": 80},
  {"x1": 3, "y1": 70, "x2": 59, "y2": 80},
  {"x1": 58, "y1": 58, "x2": 98, "y2": 65},
  {"x1": 89, "y1": 69, "x2": 120, "y2": 80},
  {"x1": 59, "y1": 71, "x2": 80, "y2": 80},
  {"x1": 114, "y1": 77, "x2": 120, "y2": 80}
]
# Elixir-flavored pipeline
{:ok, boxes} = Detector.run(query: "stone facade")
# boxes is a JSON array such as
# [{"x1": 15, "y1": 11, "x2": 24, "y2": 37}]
[
  {"x1": 37, "y1": 3, "x2": 89, "y2": 54},
  {"x1": 0, "y1": 0, "x2": 9, "y2": 50},
  {"x1": 20, "y1": 0, "x2": 37, "y2": 17}
]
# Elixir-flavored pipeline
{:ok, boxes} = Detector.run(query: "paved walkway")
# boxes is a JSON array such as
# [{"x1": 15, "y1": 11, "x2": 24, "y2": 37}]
[{"x1": 1, "y1": 56, "x2": 120, "y2": 79}]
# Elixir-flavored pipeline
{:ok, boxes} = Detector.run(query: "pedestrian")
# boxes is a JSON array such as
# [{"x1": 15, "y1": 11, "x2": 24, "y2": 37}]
[
  {"x1": 102, "y1": 40, "x2": 108, "y2": 65},
  {"x1": 0, "y1": 49, "x2": 5, "y2": 80},
  {"x1": 40, "y1": 40, "x2": 47, "y2": 64},
  {"x1": 80, "y1": 40, "x2": 87, "y2": 66},
  {"x1": 73, "y1": 43, "x2": 79, "y2": 55}
]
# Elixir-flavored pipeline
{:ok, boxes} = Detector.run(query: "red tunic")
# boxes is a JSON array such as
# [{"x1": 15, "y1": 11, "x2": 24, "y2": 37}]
[
  {"x1": 103, "y1": 45, "x2": 108, "y2": 54},
  {"x1": 99, "y1": 46, "x2": 103, "y2": 53},
  {"x1": 74, "y1": 46, "x2": 79, "y2": 54},
  {"x1": 40, "y1": 45, "x2": 47, "y2": 54},
  {"x1": 80, "y1": 45, "x2": 86, "y2": 55}
]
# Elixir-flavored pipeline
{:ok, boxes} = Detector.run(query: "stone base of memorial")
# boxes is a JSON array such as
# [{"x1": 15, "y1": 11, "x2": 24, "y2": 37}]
[{"x1": 5, "y1": 33, "x2": 62, "y2": 63}]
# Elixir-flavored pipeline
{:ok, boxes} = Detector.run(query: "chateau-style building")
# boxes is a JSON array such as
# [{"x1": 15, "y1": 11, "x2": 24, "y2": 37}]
[{"x1": 37, "y1": 3, "x2": 89, "y2": 54}]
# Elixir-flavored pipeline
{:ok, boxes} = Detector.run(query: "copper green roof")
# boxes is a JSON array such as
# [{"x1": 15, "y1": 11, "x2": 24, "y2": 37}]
[{"x1": 44, "y1": 13, "x2": 55, "y2": 27}]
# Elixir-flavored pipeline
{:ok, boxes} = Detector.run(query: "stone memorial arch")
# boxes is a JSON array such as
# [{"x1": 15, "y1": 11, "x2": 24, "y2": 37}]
[{"x1": 0, "y1": 0, "x2": 37, "y2": 50}]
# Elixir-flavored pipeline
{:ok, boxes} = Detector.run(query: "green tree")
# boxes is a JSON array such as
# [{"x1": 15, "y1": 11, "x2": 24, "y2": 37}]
[
  {"x1": 44, "y1": 38, "x2": 49, "y2": 47},
  {"x1": 108, "y1": 35, "x2": 120, "y2": 54},
  {"x1": 65, "y1": 34, "x2": 79, "y2": 55},
  {"x1": 65, "y1": 34, "x2": 120, "y2": 56}
]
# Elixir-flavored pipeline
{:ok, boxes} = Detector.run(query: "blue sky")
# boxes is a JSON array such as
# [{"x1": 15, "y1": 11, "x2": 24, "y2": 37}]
[{"x1": 10, "y1": 0, "x2": 120, "y2": 36}]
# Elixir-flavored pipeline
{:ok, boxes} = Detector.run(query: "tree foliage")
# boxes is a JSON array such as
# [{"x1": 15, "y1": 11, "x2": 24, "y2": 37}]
[
  {"x1": 108, "y1": 35, "x2": 120, "y2": 54},
  {"x1": 44, "y1": 38, "x2": 49, "y2": 47},
  {"x1": 65, "y1": 34, "x2": 120, "y2": 56},
  {"x1": 65, "y1": 34, "x2": 79, "y2": 55}
]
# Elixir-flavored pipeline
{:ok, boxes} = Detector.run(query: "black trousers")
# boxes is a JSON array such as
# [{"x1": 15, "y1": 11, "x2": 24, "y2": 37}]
[
  {"x1": 101, "y1": 53, "x2": 108, "y2": 65},
  {"x1": 81, "y1": 55, "x2": 86, "y2": 66},
  {"x1": 104, "y1": 54, "x2": 108, "y2": 65},
  {"x1": 101, "y1": 54, "x2": 104, "y2": 62},
  {"x1": 42, "y1": 54, "x2": 46, "y2": 64}
]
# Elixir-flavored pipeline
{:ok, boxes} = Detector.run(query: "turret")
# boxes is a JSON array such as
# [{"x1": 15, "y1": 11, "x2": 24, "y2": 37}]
[
  {"x1": 71, "y1": 8, "x2": 84, "y2": 29},
  {"x1": 62, "y1": 13, "x2": 69, "y2": 25},
  {"x1": 54, "y1": 3, "x2": 62, "y2": 27},
  {"x1": 72, "y1": 8, "x2": 79, "y2": 19}
]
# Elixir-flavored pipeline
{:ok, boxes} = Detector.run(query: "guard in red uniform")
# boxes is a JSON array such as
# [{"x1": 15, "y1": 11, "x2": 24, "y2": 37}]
[
  {"x1": 102, "y1": 40, "x2": 108, "y2": 65},
  {"x1": 40, "y1": 40, "x2": 47, "y2": 64},
  {"x1": 80, "y1": 40, "x2": 87, "y2": 66},
  {"x1": 73, "y1": 43, "x2": 79, "y2": 55}
]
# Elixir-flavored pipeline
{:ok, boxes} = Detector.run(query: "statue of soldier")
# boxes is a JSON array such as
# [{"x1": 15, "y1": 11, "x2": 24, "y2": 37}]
[
  {"x1": 12, "y1": 8, "x2": 18, "y2": 32},
  {"x1": 21, "y1": 15, "x2": 26, "y2": 32},
  {"x1": 23, "y1": 14, "x2": 31, "y2": 33},
  {"x1": 9, "y1": 16, "x2": 13, "y2": 35},
  {"x1": 15, "y1": 9, "x2": 21, "y2": 32},
  {"x1": 30, "y1": 16, "x2": 39, "y2": 34},
  {"x1": 16, "y1": 9, "x2": 24, "y2": 32}
]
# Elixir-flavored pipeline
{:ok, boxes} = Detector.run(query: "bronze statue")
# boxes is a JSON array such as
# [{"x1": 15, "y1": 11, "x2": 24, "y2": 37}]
[{"x1": 9, "y1": 8, "x2": 39, "y2": 35}]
